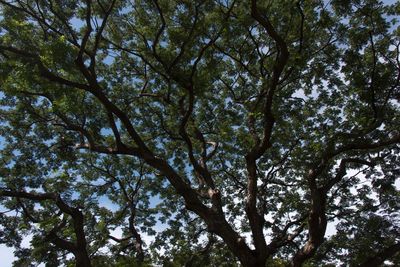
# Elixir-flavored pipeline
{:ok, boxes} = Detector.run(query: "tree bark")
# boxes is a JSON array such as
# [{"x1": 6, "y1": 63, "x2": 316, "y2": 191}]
[{"x1": 75, "y1": 251, "x2": 92, "y2": 267}]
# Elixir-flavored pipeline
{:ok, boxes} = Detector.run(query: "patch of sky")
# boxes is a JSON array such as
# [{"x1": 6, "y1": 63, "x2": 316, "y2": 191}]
[
  {"x1": 69, "y1": 17, "x2": 85, "y2": 31},
  {"x1": 97, "y1": 194, "x2": 120, "y2": 210},
  {"x1": 0, "y1": 234, "x2": 46, "y2": 267}
]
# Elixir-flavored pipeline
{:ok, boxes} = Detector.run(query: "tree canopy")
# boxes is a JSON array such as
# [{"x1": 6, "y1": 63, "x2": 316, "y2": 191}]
[{"x1": 0, "y1": 0, "x2": 399, "y2": 266}]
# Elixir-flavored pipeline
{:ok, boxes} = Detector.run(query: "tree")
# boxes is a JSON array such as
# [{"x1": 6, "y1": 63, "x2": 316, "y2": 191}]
[{"x1": 0, "y1": 0, "x2": 399, "y2": 266}]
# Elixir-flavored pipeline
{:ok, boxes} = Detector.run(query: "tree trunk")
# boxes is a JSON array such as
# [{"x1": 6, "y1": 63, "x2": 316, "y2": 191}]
[
  {"x1": 75, "y1": 251, "x2": 92, "y2": 267},
  {"x1": 239, "y1": 255, "x2": 267, "y2": 267}
]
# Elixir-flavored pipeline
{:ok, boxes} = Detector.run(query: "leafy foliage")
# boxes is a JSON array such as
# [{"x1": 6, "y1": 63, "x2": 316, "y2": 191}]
[{"x1": 0, "y1": 0, "x2": 399, "y2": 266}]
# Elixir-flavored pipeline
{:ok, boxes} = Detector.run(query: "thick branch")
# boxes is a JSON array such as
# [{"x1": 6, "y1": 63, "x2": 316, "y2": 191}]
[{"x1": 0, "y1": 190, "x2": 92, "y2": 267}]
